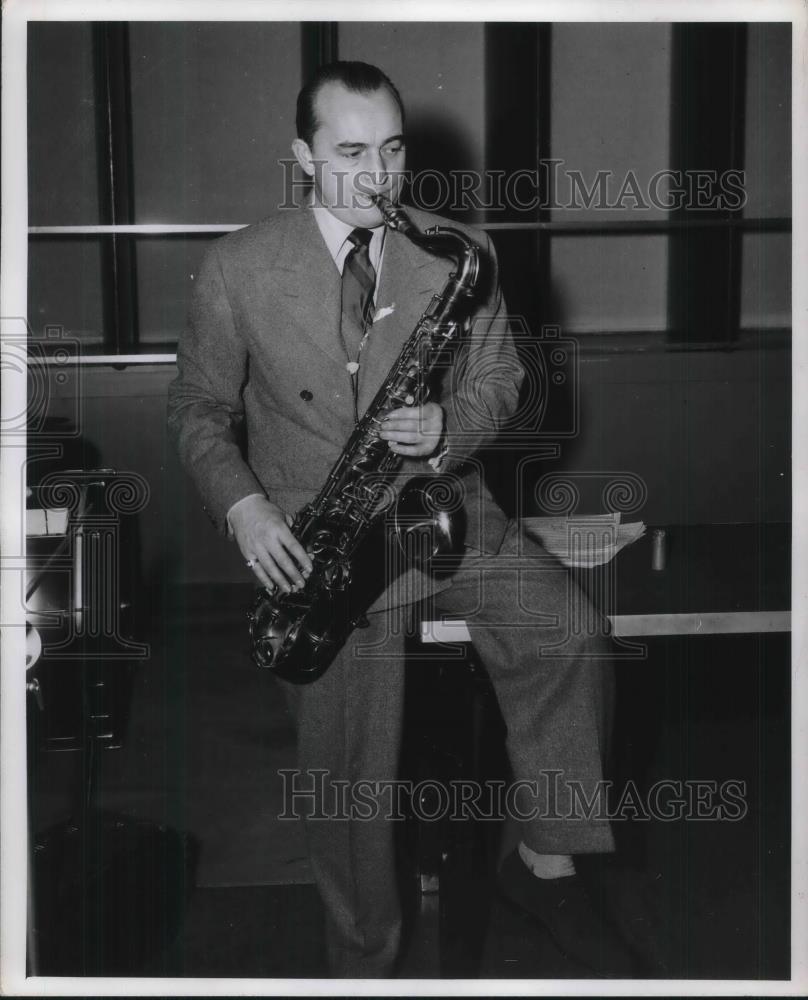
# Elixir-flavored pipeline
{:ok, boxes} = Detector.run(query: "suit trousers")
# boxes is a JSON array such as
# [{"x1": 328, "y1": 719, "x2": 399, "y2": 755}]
[{"x1": 278, "y1": 517, "x2": 615, "y2": 978}]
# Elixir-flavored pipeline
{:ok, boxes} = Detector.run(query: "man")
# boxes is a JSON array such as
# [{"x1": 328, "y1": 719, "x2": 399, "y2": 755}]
[{"x1": 168, "y1": 61, "x2": 633, "y2": 978}]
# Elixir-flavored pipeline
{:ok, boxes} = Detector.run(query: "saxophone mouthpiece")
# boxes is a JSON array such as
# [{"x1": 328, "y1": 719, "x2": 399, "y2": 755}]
[
  {"x1": 372, "y1": 194, "x2": 414, "y2": 235},
  {"x1": 371, "y1": 192, "x2": 394, "y2": 221}
]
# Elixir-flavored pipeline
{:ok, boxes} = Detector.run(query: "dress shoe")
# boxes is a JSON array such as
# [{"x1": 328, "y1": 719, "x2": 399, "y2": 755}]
[{"x1": 498, "y1": 849, "x2": 637, "y2": 978}]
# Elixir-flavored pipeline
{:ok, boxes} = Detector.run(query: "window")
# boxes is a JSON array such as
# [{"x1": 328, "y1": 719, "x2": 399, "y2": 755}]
[
  {"x1": 481, "y1": 22, "x2": 791, "y2": 348},
  {"x1": 27, "y1": 21, "x2": 791, "y2": 359},
  {"x1": 28, "y1": 21, "x2": 308, "y2": 358}
]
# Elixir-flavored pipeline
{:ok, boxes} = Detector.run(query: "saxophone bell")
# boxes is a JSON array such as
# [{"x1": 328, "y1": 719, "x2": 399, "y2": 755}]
[{"x1": 392, "y1": 474, "x2": 466, "y2": 571}]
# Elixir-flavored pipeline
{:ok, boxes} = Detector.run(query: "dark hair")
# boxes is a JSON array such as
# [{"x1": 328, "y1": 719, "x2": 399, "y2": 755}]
[{"x1": 296, "y1": 61, "x2": 405, "y2": 146}]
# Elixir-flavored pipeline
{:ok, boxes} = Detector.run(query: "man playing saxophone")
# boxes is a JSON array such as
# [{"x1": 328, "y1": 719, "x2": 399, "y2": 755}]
[{"x1": 168, "y1": 60, "x2": 635, "y2": 979}]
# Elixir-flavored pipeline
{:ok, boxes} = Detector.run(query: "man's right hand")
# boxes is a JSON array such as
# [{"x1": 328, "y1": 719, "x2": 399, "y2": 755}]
[{"x1": 229, "y1": 495, "x2": 313, "y2": 593}]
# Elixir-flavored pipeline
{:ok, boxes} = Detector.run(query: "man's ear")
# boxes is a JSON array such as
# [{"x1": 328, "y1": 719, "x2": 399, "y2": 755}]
[{"x1": 291, "y1": 138, "x2": 315, "y2": 177}]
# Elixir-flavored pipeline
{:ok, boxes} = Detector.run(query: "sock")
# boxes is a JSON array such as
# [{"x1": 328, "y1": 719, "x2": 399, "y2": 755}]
[{"x1": 518, "y1": 840, "x2": 576, "y2": 879}]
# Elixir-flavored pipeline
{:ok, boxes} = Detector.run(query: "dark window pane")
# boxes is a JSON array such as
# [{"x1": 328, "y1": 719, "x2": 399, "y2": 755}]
[
  {"x1": 133, "y1": 235, "x2": 221, "y2": 345},
  {"x1": 28, "y1": 23, "x2": 101, "y2": 226},
  {"x1": 743, "y1": 24, "x2": 791, "y2": 219},
  {"x1": 667, "y1": 24, "x2": 747, "y2": 342},
  {"x1": 28, "y1": 237, "x2": 106, "y2": 346},
  {"x1": 128, "y1": 23, "x2": 302, "y2": 224},
  {"x1": 488, "y1": 229, "x2": 541, "y2": 331}
]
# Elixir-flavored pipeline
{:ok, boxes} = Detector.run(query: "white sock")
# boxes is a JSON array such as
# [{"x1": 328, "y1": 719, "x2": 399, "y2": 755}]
[{"x1": 518, "y1": 841, "x2": 576, "y2": 879}]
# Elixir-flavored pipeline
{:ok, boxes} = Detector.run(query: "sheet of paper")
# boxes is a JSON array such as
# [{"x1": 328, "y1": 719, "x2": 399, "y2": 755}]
[
  {"x1": 521, "y1": 513, "x2": 646, "y2": 567},
  {"x1": 26, "y1": 507, "x2": 69, "y2": 536}
]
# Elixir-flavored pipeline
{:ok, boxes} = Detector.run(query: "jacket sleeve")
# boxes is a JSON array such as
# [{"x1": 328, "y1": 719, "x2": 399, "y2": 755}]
[
  {"x1": 438, "y1": 232, "x2": 524, "y2": 470},
  {"x1": 166, "y1": 242, "x2": 266, "y2": 535}
]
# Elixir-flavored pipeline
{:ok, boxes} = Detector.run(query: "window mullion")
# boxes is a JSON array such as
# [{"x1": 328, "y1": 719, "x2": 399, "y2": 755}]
[{"x1": 94, "y1": 23, "x2": 137, "y2": 355}]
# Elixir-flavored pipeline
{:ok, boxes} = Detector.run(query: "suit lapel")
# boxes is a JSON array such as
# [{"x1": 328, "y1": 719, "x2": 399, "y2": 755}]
[
  {"x1": 357, "y1": 224, "x2": 449, "y2": 414},
  {"x1": 271, "y1": 208, "x2": 346, "y2": 367},
  {"x1": 268, "y1": 208, "x2": 451, "y2": 411},
  {"x1": 375, "y1": 223, "x2": 437, "y2": 313}
]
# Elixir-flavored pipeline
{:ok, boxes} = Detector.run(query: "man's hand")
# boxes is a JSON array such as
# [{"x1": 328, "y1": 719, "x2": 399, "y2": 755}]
[
  {"x1": 379, "y1": 402, "x2": 444, "y2": 457},
  {"x1": 229, "y1": 495, "x2": 313, "y2": 593}
]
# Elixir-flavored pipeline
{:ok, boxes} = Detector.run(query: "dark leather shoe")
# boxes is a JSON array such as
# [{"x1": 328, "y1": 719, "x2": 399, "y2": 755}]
[{"x1": 498, "y1": 850, "x2": 637, "y2": 978}]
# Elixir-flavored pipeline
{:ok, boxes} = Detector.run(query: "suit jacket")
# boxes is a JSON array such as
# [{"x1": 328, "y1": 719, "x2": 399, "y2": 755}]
[{"x1": 167, "y1": 203, "x2": 525, "y2": 611}]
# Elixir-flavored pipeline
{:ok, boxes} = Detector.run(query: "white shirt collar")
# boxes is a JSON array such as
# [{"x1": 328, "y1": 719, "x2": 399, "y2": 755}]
[{"x1": 310, "y1": 195, "x2": 385, "y2": 278}]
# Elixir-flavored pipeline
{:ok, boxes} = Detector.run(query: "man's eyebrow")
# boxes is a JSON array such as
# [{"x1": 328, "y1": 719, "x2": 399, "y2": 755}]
[{"x1": 335, "y1": 134, "x2": 405, "y2": 150}]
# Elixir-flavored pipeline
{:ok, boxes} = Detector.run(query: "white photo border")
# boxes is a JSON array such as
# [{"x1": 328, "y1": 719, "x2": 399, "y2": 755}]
[{"x1": 2, "y1": 0, "x2": 805, "y2": 995}]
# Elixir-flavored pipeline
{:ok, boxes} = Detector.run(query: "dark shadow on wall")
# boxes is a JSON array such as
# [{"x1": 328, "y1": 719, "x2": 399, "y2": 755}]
[{"x1": 402, "y1": 110, "x2": 481, "y2": 224}]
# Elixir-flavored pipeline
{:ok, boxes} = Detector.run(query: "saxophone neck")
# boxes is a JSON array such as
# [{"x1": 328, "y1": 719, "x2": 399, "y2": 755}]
[{"x1": 371, "y1": 194, "x2": 480, "y2": 287}]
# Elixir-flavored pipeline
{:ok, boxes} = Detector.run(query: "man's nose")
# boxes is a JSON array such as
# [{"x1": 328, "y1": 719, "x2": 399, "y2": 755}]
[{"x1": 365, "y1": 149, "x2": 388, "y2": 188}]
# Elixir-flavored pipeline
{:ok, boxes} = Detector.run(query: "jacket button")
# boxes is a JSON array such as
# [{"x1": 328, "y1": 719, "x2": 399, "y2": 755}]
[{"x1": 300, "y1": 390, "x2": 313, "y2": 401}]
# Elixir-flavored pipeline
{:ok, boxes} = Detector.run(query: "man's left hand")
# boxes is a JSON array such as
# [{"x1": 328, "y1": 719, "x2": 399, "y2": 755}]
[{"x1": 379, "y1": 402, "x2": 444, "y2": 457}]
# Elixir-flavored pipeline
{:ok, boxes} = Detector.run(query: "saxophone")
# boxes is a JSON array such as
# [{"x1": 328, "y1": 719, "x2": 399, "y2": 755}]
[{"x1": 248, "y1": 195, "x2": 482, "y2": 683}]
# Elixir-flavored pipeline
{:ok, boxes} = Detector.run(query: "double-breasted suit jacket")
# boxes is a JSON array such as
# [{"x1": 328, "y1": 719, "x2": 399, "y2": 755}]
[{"x1": 167, "y1": 203, "x2": 524, "y2": 611}]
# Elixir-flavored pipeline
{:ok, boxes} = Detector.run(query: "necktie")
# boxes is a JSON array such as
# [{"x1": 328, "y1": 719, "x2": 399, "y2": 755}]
[{"x1": 341, "y1": 227, "x2": 377, "y2": 355}]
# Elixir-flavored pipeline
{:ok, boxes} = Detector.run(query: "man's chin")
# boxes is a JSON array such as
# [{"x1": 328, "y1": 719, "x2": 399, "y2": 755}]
[
  {"x1": 342, "y1": 202, "x2": 387, "y2": 228},
  {"x1": 315, "y1": 194, "x2": 394, "y2": 229}
]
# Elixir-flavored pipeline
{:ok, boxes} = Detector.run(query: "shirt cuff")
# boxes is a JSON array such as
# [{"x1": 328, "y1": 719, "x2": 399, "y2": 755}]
[
  {"x1": 225, "y1": 492, "x2": 264, "y2": 538},
  {"x1": 428, "y1": 437, "x2": 450, "y2": 472}
]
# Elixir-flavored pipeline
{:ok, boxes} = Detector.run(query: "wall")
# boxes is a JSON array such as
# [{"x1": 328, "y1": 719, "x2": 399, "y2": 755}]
[{"x1": 38, "y1": 344, "x2": 790, "y2": 589}]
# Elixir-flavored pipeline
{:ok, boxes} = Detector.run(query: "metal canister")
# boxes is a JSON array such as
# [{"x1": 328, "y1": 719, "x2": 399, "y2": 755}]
[{"x1": 651, "y1": 528, "x2": 666, "y2": 571}]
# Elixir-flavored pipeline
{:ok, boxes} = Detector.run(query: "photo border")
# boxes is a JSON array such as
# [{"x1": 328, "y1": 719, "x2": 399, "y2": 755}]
[{"x1": 2, "y1": 0, "x2": 805, "y2": 995}]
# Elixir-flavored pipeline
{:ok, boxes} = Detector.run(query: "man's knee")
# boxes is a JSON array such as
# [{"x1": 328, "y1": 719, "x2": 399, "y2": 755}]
[{"x1": 534, "y1": 614, "x2": 612, "y2": 663}]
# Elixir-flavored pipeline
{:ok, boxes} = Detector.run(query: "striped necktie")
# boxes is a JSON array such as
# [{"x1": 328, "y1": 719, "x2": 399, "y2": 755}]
[{"x1": 341, "y1": 227, "x2": 377, "y2": 353}]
